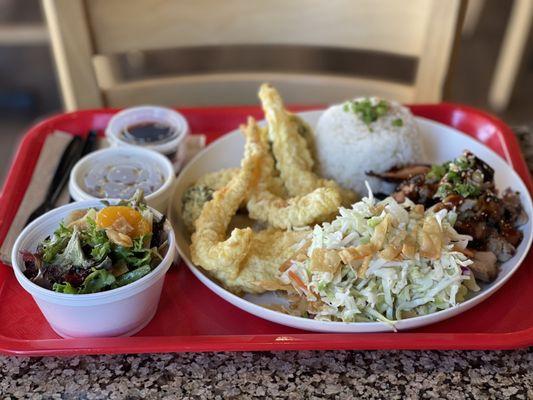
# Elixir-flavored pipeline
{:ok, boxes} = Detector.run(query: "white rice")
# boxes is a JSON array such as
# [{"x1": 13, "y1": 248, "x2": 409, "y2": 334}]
[{"x1": 314, "y1": 97, "x2": 424, "y2": 196}]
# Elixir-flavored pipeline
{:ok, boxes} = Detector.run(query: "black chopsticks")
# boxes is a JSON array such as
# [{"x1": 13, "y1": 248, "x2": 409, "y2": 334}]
[
  {"x1": 25, "y1": 131, "x2": 98, "y2": 226},
  {"x1": 80, "y1": 130, "x2": 98, "y2": 158}
]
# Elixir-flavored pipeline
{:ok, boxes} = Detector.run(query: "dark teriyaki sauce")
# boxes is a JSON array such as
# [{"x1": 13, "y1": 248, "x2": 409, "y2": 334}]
[{"x1": 122, "y1": 121, "x2": 175, "y2": 144}]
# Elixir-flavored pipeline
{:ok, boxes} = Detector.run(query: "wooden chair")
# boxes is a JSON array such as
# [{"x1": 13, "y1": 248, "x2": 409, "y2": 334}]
[
  {"x1": 42, "y1": 0, "x2": 466, "y2": 111},
  {"x1": 462, "y1": 0, "x2": 486, "y2": 36},
  {"x1": 461, "y1": 0, "x2": 533, "y2": 111},
  {"x1": 489, "y1": 0, "x2": 533, "y2": 111}
]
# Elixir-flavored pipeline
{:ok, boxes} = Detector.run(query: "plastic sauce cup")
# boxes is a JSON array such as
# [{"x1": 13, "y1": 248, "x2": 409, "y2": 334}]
[
  {"x1": 106, "y1": 106, "x2": 189, "y2": 169},
  {"x1": 11, "y1": 200, "x2": 176, "y2": 338},
  {"x1": 69, "y1": 147, "x2": 175, "y2": 213}
]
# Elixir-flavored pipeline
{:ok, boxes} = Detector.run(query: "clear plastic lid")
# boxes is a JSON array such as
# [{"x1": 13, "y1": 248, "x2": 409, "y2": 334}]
[{"x1": 106, "y1": 106, "x2": 190, "y2": 156}]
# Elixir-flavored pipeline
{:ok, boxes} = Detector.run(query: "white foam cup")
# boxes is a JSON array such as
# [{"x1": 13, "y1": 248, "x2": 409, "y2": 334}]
[{"x1": 11, "y1": 199, "x2": 176, "y2": 338}]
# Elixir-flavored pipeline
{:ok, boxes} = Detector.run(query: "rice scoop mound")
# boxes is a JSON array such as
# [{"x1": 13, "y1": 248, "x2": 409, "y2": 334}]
[{"x1": 314, "y1": 97, "x2": 424, "y2": 195}]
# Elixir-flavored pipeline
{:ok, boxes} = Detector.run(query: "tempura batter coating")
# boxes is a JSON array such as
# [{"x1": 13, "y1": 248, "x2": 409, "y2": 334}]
[
  {"x1": 190, "y1": 133, "x2": 261, "y2": 279},
  {"x1": 215, "y1": 228, "x2": 309, "y2": 294},
  {"x1": 244, "y1": 118, "x2": 341, "y2": 229},
  {"x1": 197, "y1": 168, "x2": 238, "y2": 189},
  {"x1": 259, "y1": 84, "x2": 316, "y2": 196},
  {"x1": 181, "y1": 168, "x2": 239, "y2": 232},
  {"x1": 258, "y1": 84, "x2": 357, "y2": 205},
  {"x1": 190, "y1": 121, "x2": 311, "y2": 293}
]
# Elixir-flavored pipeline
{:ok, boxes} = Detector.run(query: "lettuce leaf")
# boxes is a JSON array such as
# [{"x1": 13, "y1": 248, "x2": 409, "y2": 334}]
[
  {"x1": 114, "y1": 265, "x2": 151, "y2": 287},
  {"x1": 78, "y1": 269, "x2": 116, "y2": 294},
  {"x1": 41, "y1": 222, "x2": 72, "y2": 263},
  {"x1": 53, "y1": 229, "x2": 93, "y2": 270},
  {"x1": 52, "y1": 281, "x2": 78, "y2": 294},
  {"x1": 82, "y1": 218, "x2": 111, "y2": 261}
]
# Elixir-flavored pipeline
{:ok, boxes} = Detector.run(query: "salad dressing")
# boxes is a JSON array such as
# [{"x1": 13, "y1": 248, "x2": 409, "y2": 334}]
[{"x1": 83, "y1": 155, "x2": 164, "y2": 199}]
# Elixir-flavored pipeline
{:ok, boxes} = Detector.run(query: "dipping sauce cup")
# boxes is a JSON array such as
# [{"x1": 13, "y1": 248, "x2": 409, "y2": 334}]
[{"x1": 106, "y1": 106, "x2": 190, "y2": 169}]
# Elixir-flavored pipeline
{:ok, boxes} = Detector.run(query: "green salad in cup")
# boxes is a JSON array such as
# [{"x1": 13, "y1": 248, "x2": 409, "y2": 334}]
[{"x1": 21, "y1": 192, "x2": 169, "y2": 294}]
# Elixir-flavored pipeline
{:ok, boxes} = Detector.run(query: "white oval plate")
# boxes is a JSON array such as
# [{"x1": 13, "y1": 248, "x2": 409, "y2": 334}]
[{"x1": 170, "y1": 110, "x2": 533, "y2": 332}]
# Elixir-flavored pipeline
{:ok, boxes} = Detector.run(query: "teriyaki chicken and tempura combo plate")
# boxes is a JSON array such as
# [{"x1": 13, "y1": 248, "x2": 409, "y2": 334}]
[
  {"x1": 11, "y1": 83, "x2": 532, "y2": 336},
  {"x1": 175, "y1": 84, "x2": 531, "y2": 332}
]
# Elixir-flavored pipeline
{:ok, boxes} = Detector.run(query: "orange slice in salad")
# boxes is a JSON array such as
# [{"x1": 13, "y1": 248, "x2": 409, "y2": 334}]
[{"x1": 96, "y1": 206, "x2": 151, "y2": 238}]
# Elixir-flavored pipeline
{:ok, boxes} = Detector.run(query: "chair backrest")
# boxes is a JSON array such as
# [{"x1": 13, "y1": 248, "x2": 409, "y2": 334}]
[{"x1": 42, "y1": 0, "x2": 466, "y2": 110}]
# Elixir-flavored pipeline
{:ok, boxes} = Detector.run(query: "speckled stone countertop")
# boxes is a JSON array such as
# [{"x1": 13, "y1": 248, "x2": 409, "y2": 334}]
[
  {"x1": 1, "y1": 127, "x2": 533, "y2": 399},
  {"x1": 1, "y1": 350, "x2": 532, "y2": 399}
]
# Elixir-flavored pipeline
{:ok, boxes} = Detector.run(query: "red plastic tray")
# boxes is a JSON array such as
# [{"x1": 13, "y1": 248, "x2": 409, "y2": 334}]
[{"x1": 1, "y1": 104, "x2": 532, "y2": 355}]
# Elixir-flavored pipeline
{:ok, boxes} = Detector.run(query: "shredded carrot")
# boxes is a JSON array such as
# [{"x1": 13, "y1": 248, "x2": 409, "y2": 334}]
[
  {"x1": 279, "y1": 259, "x2": 292, "y2": 272},
  {"x1": 288, "y1": 270, "x2": 307, "y2": 291}
]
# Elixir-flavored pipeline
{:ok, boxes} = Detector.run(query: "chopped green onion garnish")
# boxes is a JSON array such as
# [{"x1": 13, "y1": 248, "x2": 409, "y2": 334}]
[
  {"x1": 342, "y1": 98, "x2": 390, "y2": 129},
  {"x1": 392, "y1": 118, "x2": 403, "y2": 127}
]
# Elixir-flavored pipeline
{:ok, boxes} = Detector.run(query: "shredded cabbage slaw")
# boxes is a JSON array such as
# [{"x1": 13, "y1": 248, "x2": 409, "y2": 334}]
[{"x1": 281, "y1": 186, "x2": 480, "y2": 323}]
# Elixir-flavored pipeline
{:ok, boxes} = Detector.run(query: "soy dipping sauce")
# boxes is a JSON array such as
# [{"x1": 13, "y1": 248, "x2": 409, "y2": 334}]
[{"x1": 122, "y1": 121, "x2": 176, "y2": 145}]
